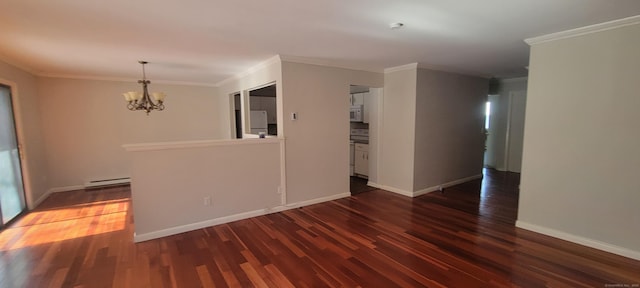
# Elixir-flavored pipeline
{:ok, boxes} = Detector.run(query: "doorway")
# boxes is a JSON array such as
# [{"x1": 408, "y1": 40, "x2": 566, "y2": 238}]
[
  {"x1": 484, "y1": 98, "x2": 495, "y2": 167},
  {"x1": 349, "y1": 85, "x2": 377, "y2": 195},
  {"x1": 0, "y1": 84, "x2": 26, "y2": 227},
  {"x1": 484, "y1": 89, "x2": 527, "y2": 172}
]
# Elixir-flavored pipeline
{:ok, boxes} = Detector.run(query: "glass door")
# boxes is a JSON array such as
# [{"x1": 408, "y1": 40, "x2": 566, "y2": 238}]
[{"x1": 0, "y1": 84, "x2": 26, "y2": 226}]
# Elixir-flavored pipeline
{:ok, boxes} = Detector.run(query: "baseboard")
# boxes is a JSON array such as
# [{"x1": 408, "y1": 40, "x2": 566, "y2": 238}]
[
  {"x1": 272, "y1": 192, "x2": 351, "y2": 212},
  {"x1": 366, "y1": 182, "x2": 413, "y2": 197},
  {"x1": 33, "y1": 191, "x2": 53, "y2": 208},
  {"x1": 369, "y1": 174, "x2": 483, "y2": 198},
  {"x1": 419, "y1": 174, "x2": 484, "y2": 196},
  {"x1": 134, "y1": 209, "x2": 267, "y2": 243},
  {"x1": 516, "y1": 220, "x2": 640, "y2": 261},
  {"x1": 412, "y1": 186, "x2": 439, "y2": 197},
  {"x1": 445, "y1": 174, "x2": 483, "y2": 187},
  {"x1": 133, "y1": 192, "x2": 350, "y2": 243},
  {"x1": 28, "y1": 185, "x2": 85, "y2": 209},
  {"x1": 48, "y1": 185, "x2": 84, "y2": 193}
]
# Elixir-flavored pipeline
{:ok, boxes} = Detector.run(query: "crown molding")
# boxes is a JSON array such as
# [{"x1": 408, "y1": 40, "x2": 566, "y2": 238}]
[
  {"x1": 525, "y1": 15, "x2": 640, "y2": 46},
  {"x1": 278, "y1": 55, "x2": 383, "y2": 74},
  {"x1": 0, "y1": 55, "x2": 36, "y2": 75},
  {"x1": 0, "y1": 54, "x2": 218, "y2": 87},
  {"x1": 417, "y1": 63, "x2": 491, "y2": 79},
  {"x1": 215, "y1": 55, "x2": 282, "y2": 87},
  {"x1": 215, "y1": 54, "x2": 386, "y2": 87},
  {"x1": 384, "y1": 63, "x2": 418, "y2": 73},
  {"x1": 36, "y1": 73, "x2": 218, "y2": 87},
  {"x1": 384, "y1": 62, "x2": 490, "y2": 79}
]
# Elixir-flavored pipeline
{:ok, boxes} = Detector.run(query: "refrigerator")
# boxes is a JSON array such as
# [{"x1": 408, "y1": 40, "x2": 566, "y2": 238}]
[{"x1": 250, "y1": 110, "x2": 268, "y2": 134}]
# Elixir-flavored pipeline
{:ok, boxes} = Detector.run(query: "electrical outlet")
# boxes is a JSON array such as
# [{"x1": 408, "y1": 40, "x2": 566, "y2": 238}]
[{"x1": 203, "y1": 196, "x2": 211, "y2": 206}]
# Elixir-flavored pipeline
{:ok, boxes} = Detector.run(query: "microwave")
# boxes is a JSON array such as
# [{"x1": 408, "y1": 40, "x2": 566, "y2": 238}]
[{"x1": 350, "y1": 105, "x2": 363, "y2": 122}]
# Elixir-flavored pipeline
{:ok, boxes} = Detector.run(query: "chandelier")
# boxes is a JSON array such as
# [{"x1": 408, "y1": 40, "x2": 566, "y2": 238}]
[{"x1": 122, "y1": 61, "x2": 166, "y2": 115}]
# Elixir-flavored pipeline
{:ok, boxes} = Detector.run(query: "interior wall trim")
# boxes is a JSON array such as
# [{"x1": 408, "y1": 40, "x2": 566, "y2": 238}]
[
  {"x1": 122, "y1": 138, "x2": 281, "y2": 152},
  {"x1": 383, "y1": 63, "x2": 418, "y2": 74},
  {"x1": 279, "y1": 55, "x2": 382, "y2": 74},
  {"x1": 367, "y1": 182, "x2": 413, "y2": 197},
  {"x1": 525, "y1": 15, "x2": 640, "y2": 45},
  {"x1": 516, "y1": 220, "x2": 640, "y2": 261},
  {"x1": 369, "y1": 174, "x2": 483, "y2": 198},
  {"x1": 35, "y1": 185, "x2": 85, "y2": 209},
  {"x1": 215, "y1": 55, "x2": 282, "y2": 87},
  {"x1": 47, "y1": 185, "x2": 84, "y2": 194},
  {"x1": 412, "y1": 174, "x2": 484, "y2": 197},
  {"x1": 36, "y1": 73, "x2": 218, "y2": 87},
  {"x1": 133, "y1": 192, "x2": 350, "y2": 243}
]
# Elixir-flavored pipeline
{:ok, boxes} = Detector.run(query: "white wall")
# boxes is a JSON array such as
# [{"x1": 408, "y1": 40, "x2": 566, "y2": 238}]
[
  {"x1": 506, "y1": 90, "x2": 527, "y2": 172},
  {"x1": 126, "y1": 59, "x2": 384, "y2": 241},
  {"x1": 486, "y1": 77, "x2": 528, "y2": 172},
  {"x1": 36, "y1": 77, "x2": 224, "y2": 190},
  {"x1": 519, "y1": 20, "x2": 640, "y2": 259},
  {"x1": 281, "y1": 61, "x2": 383, "y2": 203},
  {"x1": 126, "y1": 139, "x2": 282, "y2": 241},
  {"x1": 0, "y1": 61, "x2": 49, "y2": 208},
  {"x1": 216, "y1": 58, "x2": 385, "y2": 204},
  {"x1": 374, "y1": 65, "x2": 487, "y2": 196},
  {"x1": 367, "y1": 88, "x2": 383, "y2": 185},
  {"x1": 413, "y1": 69, "x2": 487, "y2": 192},
  {"x1": 376, "y1": 65, "x2": 417, "y2": 193}
]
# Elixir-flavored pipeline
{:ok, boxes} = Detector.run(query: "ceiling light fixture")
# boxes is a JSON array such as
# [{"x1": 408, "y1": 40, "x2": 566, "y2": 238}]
[
  {"x1": 390, "y1": 22, "x2": 404, "y2": 29},
  {"x1": 122, "y1": 61, "x2": 166, "y2": 115}
]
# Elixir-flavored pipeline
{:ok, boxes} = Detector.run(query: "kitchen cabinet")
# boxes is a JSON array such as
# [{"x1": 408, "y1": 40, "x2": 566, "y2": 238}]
[
  {"x1": 350, "y1": 93, "x2": 365, "y2": 106},
  {"x1": 350, "y1": 92, "x2": 371, "y2": 123},
  {"x1": 354, "y1": 143, "x2": 368, "y2": 177}
]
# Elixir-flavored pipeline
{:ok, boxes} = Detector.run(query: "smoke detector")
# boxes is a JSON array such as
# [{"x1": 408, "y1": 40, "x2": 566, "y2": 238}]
[{"x1": 390, "y1": 22, "x2": 404, "y2": 29}]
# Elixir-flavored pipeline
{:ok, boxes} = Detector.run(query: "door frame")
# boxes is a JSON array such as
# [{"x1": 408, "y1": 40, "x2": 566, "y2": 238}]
[{"x1": 228, "y1": 92, "x2": 242, "y2": 139}]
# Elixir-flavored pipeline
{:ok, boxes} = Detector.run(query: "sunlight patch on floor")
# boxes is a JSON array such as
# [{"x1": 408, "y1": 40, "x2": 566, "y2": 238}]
[{"x1": 0, "y1": 202, "x2": 128, "y2": 251}]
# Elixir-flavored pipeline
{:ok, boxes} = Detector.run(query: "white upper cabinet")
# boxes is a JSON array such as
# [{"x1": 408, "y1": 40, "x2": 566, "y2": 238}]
[{"x1": 350, "y1": 92, "x2": 371, "y2": 123}]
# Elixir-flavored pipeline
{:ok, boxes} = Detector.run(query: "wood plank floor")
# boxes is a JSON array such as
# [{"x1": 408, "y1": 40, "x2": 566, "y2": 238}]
[{"x1": 1, "y1": 169, "x2": 639, "y2": 287}]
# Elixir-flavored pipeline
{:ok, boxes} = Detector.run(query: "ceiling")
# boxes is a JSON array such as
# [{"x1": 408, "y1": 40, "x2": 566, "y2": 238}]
[{"x1": 1, "y1": 1, "x2": 639, "y2": 86}]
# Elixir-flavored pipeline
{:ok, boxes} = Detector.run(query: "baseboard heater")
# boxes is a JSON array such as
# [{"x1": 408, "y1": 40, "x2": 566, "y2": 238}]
[{"x1": 84, "y1": 177, "x2": 131, "y2": 189}]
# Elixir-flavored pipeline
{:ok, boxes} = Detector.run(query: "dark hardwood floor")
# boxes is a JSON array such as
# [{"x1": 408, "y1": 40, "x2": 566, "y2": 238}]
[
  {"x1": 350, "y1": 176, "x2": 376, "y2": 195},
  {"x1": 1, "y1": 170, "x2": 639, "y2": 287}
]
